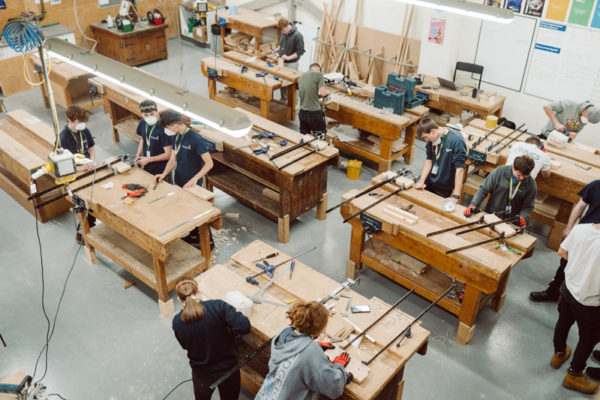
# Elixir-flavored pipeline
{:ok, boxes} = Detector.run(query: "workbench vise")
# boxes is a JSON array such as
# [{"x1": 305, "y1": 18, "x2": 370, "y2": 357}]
[{"x1": 0, "y1": 375, "x2": 46, "y2": 400}]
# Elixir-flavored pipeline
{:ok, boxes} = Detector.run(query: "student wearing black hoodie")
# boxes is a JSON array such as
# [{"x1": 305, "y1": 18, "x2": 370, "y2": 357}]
[
  {"x1": 277, "y1": 17, "x2": 304, "y2": 101},
  {"x1": 255, "y1": 301, "x2": 351, "y2": 400},
  {"x1": 172, "y1": 277, "x2": 251, "y2": 400}
]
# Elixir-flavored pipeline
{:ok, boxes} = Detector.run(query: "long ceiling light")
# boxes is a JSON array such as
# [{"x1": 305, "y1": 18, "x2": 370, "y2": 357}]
[
  {"x1": 397, "y1": 0, "x2": 514, "y2": 23},
  {"x1": 43, "y1": 38, "x2": 252, "y2": 137}
]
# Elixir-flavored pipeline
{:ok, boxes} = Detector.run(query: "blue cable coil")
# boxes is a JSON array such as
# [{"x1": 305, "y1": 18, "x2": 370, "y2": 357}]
[{"x1": 2, "y1": 20, "x2": 44, "y2": 53}]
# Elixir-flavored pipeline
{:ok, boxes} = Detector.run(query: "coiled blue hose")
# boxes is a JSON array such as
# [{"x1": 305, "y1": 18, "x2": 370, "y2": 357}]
[{"x1": 2, "y1": 20, "x2": 44, "y2": 53}]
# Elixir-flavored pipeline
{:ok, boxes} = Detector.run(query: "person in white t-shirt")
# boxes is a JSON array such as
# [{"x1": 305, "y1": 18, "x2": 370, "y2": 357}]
[
  {"x1": 550, "y1": 223, "x2": 600, "y2": 395},
  {"x1": 506, "y1": 136, "x2": 551, "y2": 179}
]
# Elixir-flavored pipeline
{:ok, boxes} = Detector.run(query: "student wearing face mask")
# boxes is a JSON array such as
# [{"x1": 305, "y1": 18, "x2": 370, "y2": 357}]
[
  {"x1": 58, "y1": 105, "x2": 95, "y2": 171},
  {"x1": 541, "y1": 100, "x2": 600, "y2": 140},
  {"x1": 414, "y1": 117, "x2": 467, "y2": 203},
  {"x1": 134, "y1": 100, "x2": 172, "y2": 176},
  {"x1": 464, "y1": 155, "x2": 536, "y2": 227}
]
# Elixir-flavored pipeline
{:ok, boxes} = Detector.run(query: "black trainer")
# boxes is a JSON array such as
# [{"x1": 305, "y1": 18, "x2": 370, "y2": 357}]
[
  {"x1": 593, "y1": 350, "x2": 600, "y2": 363},
  {"x1": 529, "y1": 289, "x2": 559, "y2": 302},
  {"x1": 586, "y1": 367, "x2": 600, "y2": 381}
]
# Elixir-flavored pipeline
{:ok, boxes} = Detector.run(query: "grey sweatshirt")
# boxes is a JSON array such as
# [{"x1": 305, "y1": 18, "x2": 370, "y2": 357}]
[
  {"x1": 541, "y1": 100, "x2": 589, "y2": 136},
  {"x1": 278, "y1": 26, "x2": 305, "y2": 62},
  {"x1": 470, "y1": 165, "x2": 536, "y2": 220},
  {"x1": 255, "y1": 326, "x2": 346, "y2": 400}
]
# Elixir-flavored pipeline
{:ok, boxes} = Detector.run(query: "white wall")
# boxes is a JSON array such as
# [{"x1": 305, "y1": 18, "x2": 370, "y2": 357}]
[{"x1": 236, "y1": 0, "x2": 599, "y2": 147}]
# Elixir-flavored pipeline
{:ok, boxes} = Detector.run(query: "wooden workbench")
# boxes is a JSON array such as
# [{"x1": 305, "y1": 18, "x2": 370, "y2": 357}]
[
  {"x1": 325, "y1": 92, "x2": 425, "y2": 173},
  {"x1": 217, "y1": 8, "x2": 278, "y2": 59},
  {"x1": 416, "y1": 76, "x2": 505, "y2": 118},
  {"x1": 73, "y1": 167, "x2": 221, "y2": 316},
  {"x1": 0, "y1": 110, "x2": 72, "y2": 222},
  {"x1": 341, "y1": 173, "x2": 536, "y2": 344},
  {"x1": 90, "y1": 21, "x2": 168, "y2": 66},
  {"x1": 195, "y1": 240, "x2": 429, "y2": 399},
  {"x1": 89, "y1": 77, "x2": 167, "y2": 143},
  {"x1": 196, "y1": 107, "x2": 338, "y2": 243},
  {"x1": 223, "y1": 50, "x2": 301, "y2": 83},
  {"x1": 462, "y1": 119, "x2": 600, "y2": 250},
  {"x1": 28, "y1": 55, "x2": 101, "y2": 111},
  {"x1": 201, "y1": 56, "x2": 295, "y2": 124}
]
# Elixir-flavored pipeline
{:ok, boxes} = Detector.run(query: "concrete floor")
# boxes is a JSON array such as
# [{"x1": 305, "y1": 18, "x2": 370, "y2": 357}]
[{"x1": 0, "y1": 38, "x2": 593, "y2": 400}]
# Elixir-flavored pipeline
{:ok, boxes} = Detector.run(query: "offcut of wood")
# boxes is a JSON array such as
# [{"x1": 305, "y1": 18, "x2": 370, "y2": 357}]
[
  {"x1": 328, "y1": 347, "x2": 370, "y2": 384},
  {"x1": 483, "y1": 214, "x2": 516, "y2": 236},
  {"x1": 262, "y1": 187, "x2": 280, "y2": 202},
  {"x1": 383, "y1": 205, "x2": 418, "y2": 225}
]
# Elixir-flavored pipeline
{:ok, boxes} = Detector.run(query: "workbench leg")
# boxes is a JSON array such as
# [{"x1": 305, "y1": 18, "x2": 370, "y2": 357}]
[
  {"x1": 378, "y1": 139, "x2": 393, "y2": 174},
  {"x1": 403, "y1": 125, "x2": 416, "y2": 165},
  {"x1": 108, "y1": 102, "x2": 121, "y2": 143},
  {"x1": 376, "y1": 366, "x2": 404, "y2": 400},
  {"x1": 456, "y1": 285, "x2": 481, "y2": 344},
  {"x1": 547, "y1": 222, "x2": 566, "y2": 251},
  {"x1": 153, "y1": 256, "x2": 173, "y2": 318},
  {"x1": 349, "y1": 225, "x2": 365, "y2": 270},
  {"x1": 346, "y1": 259, "x2": 356, "y2": 279},
  {"x1": 78, "y1": 212, "x2": 97, "y2": 264},
  {"x1": 260, "y1": 100, "x2": 269, "y2": 120},
  {"x1": 198, "y1": 224, "x2": 212, "y2": 270},
  {"x1": 208, "y1": 79, "x2": 217, "y2": 99},
  {"x1": 288, "y1": 84, "x2": 297, "y2": 121},
  {"x1": 316, "y1": 193, "x2": 328, "y2": 220},
  {"x1": 396, "y1": 379, "x2": 405, "y2": 400},
  {"x1": 278, "y1": 215, "x2": 290, "y2": 243},
  {"x1": 491, "y1": 271, "x2": 510, "y2": 312}
]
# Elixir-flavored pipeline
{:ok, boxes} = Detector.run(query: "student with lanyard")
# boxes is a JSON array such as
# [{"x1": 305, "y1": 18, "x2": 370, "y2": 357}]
[
  {"x1": 134, "y1": 100, "x2": 172, "y2": 176},
  {"x1": 464, "y1": 155, "x2": 536, "y2": 227},
  {"x1": 255, "y1": 301, "x2": 352, "y2": 400},
  {"x1": 414, "y1": 117, "x2": 467, "y2": 203},
  {"x1": 58, "y1": 105, "x2": 95, "y2": 171},
  {"x1": 156, "y1": 110, "x2": 214, "y2": 247},
  {"x1": 172, "y1": 277, "x2": 251, "y2": 400}
]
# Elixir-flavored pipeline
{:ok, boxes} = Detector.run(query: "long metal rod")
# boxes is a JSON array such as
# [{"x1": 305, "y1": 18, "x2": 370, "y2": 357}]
[
  {"x1": 446, "y1": 232, "x2": 506, "y2": 254},
  {"x1": 343, "y1": 185, "x2": 405, "y2": 223},
  {"x1": 246, "y1": 246, "x2": 317, "y2": 282},
  {"x1": 486, "y1": 123, "x2": 526, "y2": 152},
  {"x1": 472, "y1": 124, "x2": 504, "y2": 148},
  {"x1": 312, "y1": 38, "x2": 417, "y2": 68},
  {"x1": 277, "y1": 147, "x2": 318, "y2": 170},
  {"x1": 269, "y1": 136, "x2": 318, "y2": 161},
  {"x1": 455, "y1": 217, "x2": 517, "y2": 236},
  {"x1": 327, "y1": 169, "x2": 409, "y2": 214},
  {"x1": 494, "y1": 129, "x2": 529, "y2": 154},
  {"x1": 210, "y1": 277, "x2": 361, "y2": 390},
  {"x1": 33, "y1": 169, "x2": 114, "y2": 209},
  {"x1": 363, "y1": 284, "x2": 455, "y2": 365},
  {"x1": 342, "y1": 288, "x2": 415, "y2": 350},
  {"x1": 426, "y1": 216, "x2": 485, "y2": 237}
]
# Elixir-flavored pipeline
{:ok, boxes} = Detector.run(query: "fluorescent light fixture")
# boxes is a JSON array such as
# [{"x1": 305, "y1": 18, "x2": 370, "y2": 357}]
[
  {"x1": 43, "y1": 38, "x2": 252, "y2": 137},
  {"x1": 396, "y1": 0, "x2": 514, "y2": 23}
]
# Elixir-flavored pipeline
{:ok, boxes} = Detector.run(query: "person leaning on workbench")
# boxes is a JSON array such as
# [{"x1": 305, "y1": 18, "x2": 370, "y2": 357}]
[
  {"x1": 59, "y1": 105, "x2": 95, "y2": 171},
  {"x1": 414, "y1": 117, "x2": 467, "y2": 203},
  {"x1": 549, "y1": 222, "x2": 600, "y2": 395},
  {"x1": 464, "y1": 155, "x2": 536, "y2": 228},
  {"x1": 277, "y1": 17, "x2": 304, "y2": 101},
  {"x1": 298, "y1": 63, "x2": 331, "y2": 137},
  {"x1": 172, "y1": 277, "x2": 251, "y2": 400},
  {"x1": 506, "y1": 136, "x2": 551, "y2": 179},
  {"x1": 255, "y1": 301, "x2": 351, "y2": 400},
  {"x1": 540, "y1": 100, "x2": 600, "y2": 140},
  {"x1": 134, "y1": 100, "x2": 172, "y2": 178},
  {"x1": 530, "y1": 179, "x2": 600, "y2": 302},
  {"x1": 156, "y1": 110, "x2": 214, "y2": 247}
]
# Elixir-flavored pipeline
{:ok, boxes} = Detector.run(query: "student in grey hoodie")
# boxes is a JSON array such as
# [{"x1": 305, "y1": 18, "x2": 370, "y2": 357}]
[
  {"x1": 277, "y1": 17, "x2": 304, "y2": 101},
  {"x1": 255, "y1": 301, "x2": 350, "y2": 400}
]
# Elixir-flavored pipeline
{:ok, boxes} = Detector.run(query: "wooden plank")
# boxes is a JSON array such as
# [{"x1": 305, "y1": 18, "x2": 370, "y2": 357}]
[
  {"x1": 7, "y1": 110, "x2": 56, "y2": 147},
  {"x1": 223, "y1": 51, "x2": 301, "y2": 82}
]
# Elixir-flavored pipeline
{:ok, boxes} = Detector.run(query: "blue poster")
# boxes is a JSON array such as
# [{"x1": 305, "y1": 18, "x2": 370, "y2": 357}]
[
  {"x1": 591, "y1": 0, "x2": 600, "y2": 28},
  {"x1": 506, "y1": 0, "x2": 523, "y2": 12}
]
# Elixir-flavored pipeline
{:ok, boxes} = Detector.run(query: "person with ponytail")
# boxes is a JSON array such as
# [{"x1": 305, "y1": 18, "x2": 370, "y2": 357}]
[
  {"x1": 255, "y1": 301, "x2": 351, "y2": 400},
  {"x1": 172, "y1": 277, "x2": 251, "y2": 400}
]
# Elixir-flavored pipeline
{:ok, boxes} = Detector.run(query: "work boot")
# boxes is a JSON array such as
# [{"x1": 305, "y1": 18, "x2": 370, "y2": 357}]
[
  {"x1": 529, "y1": 289, "x2": 559, "y2": 302},
  {"x1": 551, "y1": 346, "x2": 571, "y2": 369},
  {"x1": 587, "y1": 367, "x2": 600, "y2": 381},
  {"x1": 562, "y1": 368, "x2": 599, "y2": 394},
  {"x1": 594, "y1": 350, "x2": 600, "y2": 363}
]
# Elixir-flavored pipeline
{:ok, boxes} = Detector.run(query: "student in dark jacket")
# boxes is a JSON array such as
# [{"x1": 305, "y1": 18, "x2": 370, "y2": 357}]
[
  {"x1": 277, "y1": 17, "x2": 304, "y2": 101},
  {"x1": 134, "y1": 100, "x2": 171, "y2": 176},
  {"x1": 172, "y1": 277, "x2": 251, "y2": 400},
  {"x1": 464, "y1": 155, "x2": 536, "y2": 227},
  {"x1": 414, "y1": 117, "x2": 467, "y2": 202},
  {"x1": 58, "y1": 105, "x2": 95, "y2": 171}
]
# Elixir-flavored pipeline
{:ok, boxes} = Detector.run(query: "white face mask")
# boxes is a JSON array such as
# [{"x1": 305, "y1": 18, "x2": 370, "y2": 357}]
[
  {"x1": 75, "y1": 122, "x2": 86, "y2": 131},
  {"x1": 432, "y1": 137, "x2": 442, "y2": 146},
  {"x1": 580, "y1": 115, "x2": 589, "y2": 125},
  {"x1": 164, "y1": 128, "x2": 176, "y2": 136},
  {"x1": 144, "y1": 116, "x2": 157, "y2": 126}
]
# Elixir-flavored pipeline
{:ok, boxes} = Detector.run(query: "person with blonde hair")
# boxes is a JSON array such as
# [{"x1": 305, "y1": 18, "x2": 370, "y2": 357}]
[
  {"x1": 172, "y1": 277, "x2": 251, "y2": 400},
  {"x1": 255, "y1": 301, "x2": 351, "y2": 400}
]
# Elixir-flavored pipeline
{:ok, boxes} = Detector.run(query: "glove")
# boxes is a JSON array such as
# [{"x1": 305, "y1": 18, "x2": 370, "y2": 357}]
[
  {"x1": 318, "y1": 341, "x2": 335, "y2": 351},
  {"x1": 332, "y1": 352, "x2": 351, "y2": 367},
  {"x1": 518, "y1": 216, "x2": 526, "y2": 227},
  {"x1": 345, "y1": 372, "x2": 354, "y2": 385},
  {"x1": 463, "y1": 206, "x2": 477, "y2": 217}
]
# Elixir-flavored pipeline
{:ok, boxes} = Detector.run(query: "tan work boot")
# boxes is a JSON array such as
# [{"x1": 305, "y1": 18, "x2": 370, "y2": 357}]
[
  {"x1": 551, "y1": 347, "x2": 572, "y2": 369},
  {"x1": 562, "y1": 369, "x2": 599, "y2": 394}
]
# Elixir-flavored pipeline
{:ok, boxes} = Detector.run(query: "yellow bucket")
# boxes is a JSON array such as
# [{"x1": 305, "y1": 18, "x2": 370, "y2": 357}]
[
  {"x1": 486, "y1": 115, "x2": 498, "y2": 128},
  {"x1": 347, "y1": 159, "x2": 362, "y2": 179}
]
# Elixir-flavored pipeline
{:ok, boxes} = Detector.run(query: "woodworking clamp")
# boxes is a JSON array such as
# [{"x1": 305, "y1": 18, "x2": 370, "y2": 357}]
[
  {"x1": 255, "y1": 260, "x2": 276, "y2": 278},
  {"x1": 320, "y1": 278, "x2": 360, "y2": 304},
  {"x1": 252, "y1": 131, "x2": 288, "y2": 147}
]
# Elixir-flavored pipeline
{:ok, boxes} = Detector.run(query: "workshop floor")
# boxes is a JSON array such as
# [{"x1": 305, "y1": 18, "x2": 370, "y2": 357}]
[{"x1": 0, "y1": 39, "x2": 591, "y2": 400}]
